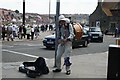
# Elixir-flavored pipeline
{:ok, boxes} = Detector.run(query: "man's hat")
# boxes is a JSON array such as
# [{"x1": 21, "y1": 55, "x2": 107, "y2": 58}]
[{"x1": 59, "y1": 15, "x2": 65, "y2": 21}]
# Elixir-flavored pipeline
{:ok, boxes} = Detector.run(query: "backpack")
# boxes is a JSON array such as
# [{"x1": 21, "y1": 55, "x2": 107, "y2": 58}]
[{"x1": 19, "y1": 57, "x2": 49, "y2": 78}]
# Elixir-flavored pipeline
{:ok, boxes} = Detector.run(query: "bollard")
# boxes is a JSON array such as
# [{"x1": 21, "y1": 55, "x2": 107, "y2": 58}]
[{"x1": 107, "y1": 45, "x2": 120, "y2": 80}]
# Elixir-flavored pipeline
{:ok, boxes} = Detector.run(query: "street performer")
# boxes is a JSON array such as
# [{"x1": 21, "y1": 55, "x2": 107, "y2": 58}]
[{"x1": 53, "y1": 15, "x2": 75, "y2": 75}]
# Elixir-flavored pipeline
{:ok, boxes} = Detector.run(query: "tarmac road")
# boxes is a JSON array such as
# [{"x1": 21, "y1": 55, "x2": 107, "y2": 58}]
[{"x1": 2, "y1": 34, "x2": 115, "y2": 63}]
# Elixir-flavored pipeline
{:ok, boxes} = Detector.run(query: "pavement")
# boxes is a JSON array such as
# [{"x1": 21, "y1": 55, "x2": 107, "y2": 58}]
[
  {"x1": 1, "y1": 31, "x2": 109, "y2": 79},
  {"x1": 2, "y1": 52, "x2": 108, "y2": 79}
]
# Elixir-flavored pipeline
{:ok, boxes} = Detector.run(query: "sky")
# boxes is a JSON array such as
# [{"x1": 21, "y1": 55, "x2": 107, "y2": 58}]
[{"x1": 0, "y1": 0, "x2": 99, "y2": 14}]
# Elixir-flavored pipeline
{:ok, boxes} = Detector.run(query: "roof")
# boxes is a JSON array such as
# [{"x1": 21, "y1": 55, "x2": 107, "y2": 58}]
[{"x1": 102, "y1": 1, "x2": 120, "y2": 16}]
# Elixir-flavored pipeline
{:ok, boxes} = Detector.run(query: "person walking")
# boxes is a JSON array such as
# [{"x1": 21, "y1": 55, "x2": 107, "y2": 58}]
[
  {"x1": 12, "y1": 25, "x2": 16, "y2": 39},
  {"x1": 45, "y1": 24, "x2": 48, "y2": 31},
  {"x1": 18, "y1": 25, "x2": 23, "y2": 39},
  {"x1": 53, "y1": 15, "x2": 75, "y2": 75},
  {"x1": 26, "y1": 25, "x2": 31, "y2": 39},
  {"x1": 31, "y1": 26, "x2": 35, "y2": 40},
  {"x1": 34, "y1": 26, "x2": 39, "y2": 39},
  {"x1": 22, "y1": 25, "x2": 26, "y2": 39},
  {"x1": 6, "y1": 24, "x2": 13, "y2": 41},
  {"x1": 2, "y1": 25, "x2": 6, "y2": 40},
  {"x1": 115, "y1": 26, "x2": 119, "y2": 37},
  {"x1": 41, "y1": 24, "x2": 45, "y2": 32},
  {"x1": 49, "y1": 24, "x2": 53, "y2": 31}
]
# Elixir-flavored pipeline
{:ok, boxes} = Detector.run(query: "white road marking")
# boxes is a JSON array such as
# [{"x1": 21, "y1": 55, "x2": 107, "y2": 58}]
[
  {"x1": 2, "y1": 49, "x2": 48, "y2": 60},
  {"x1": 2, "y1": 49, "x2": 39, "y2": 58},
  {"x1": 2, "y1": 45, "x2": 14, "y2": 48},
  {"x1": 27, "y1": 44, "x2": 42, "y2": 46}
]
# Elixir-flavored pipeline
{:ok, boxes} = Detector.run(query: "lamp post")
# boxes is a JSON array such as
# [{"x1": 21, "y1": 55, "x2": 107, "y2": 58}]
[
  {"x1": 54, "y1": 0, "x2": 60, "y2": 67},
  {"x1": 49, "y1": 0, "x2": 51, "y2": 23},
  {"x1": 23, "y1": 0, "x2": 25, "y2": 26}
]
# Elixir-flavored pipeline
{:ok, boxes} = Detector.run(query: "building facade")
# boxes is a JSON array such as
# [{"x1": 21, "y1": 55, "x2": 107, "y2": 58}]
[{"x1": 89, "y1": 1, "x2": 120, "y2": 33}]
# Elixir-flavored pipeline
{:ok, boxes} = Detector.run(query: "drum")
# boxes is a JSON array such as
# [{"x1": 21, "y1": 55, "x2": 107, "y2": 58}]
[{"x1": 73, "y1": 23, "x2": 83, "y2": 40}]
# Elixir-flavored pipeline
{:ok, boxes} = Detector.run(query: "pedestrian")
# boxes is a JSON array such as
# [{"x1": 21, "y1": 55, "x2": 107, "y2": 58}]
[
  {"x1": 45, "y1": 24, "x2": 48, "y2": 31},
  {"x1": 49, "y1": 24, "x2": 53, "y2": 31},
  {"x1": 41, "y1": 25, "x2": 45, "y2": 32},
  {"x1": 31, "y1": 26, "x2": 34, "y2": 40},
  {"x1": 105, "y1": 29, "x2": 109, "y2": 35},
  {"x1": 18, "y1": 25, "x2": 26, "y2": 39},
  {"x1": 26, "y1": 25, "x2": 31, "y2": 39},
  {"x1": 12, "y1": 25, "x2": 16, "y2": 39},
  {"x1": 23, "y1": 25, "x2": 26, "y2": 38},
  {"x1": 2, "y1": 25, "x2": 6, "y2": 40},
  {"x1": 114, "y1": 26, "x2": 119, "y2": 37},
  {"x1": 18, "y1": 25, "x2": 23, "y2": 39},
  {"x1": 6, "y1": 24, "x2": 13, "y2": 41},
  {"x1": 34, "y1": 26, "x2": 39, "y2": 39},
  {"x1": 52, "y1": 15, "x2": 75, "y2": 75}
]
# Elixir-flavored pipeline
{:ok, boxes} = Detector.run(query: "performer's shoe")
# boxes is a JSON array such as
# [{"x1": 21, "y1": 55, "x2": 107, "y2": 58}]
[
  {"x1": 53, "y1": 69, "x2": 61, "y2": 72},
  {"x1": 66, "y1": 70, "x2": 71, "y2": 75}
]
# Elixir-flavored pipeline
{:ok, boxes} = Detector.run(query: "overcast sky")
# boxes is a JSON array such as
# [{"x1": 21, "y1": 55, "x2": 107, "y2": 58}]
[{"x1": 0, "y1": 0, "x2": 99, "y2": 14}]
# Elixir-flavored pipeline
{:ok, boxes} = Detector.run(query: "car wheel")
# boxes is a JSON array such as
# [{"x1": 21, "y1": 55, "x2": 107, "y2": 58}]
[
  {"x1": 83, "y1": 40, "x2": 88, "y2": 47},
  {"x1": 100, "y1": 38, "x2": 103, "y2": 43}
]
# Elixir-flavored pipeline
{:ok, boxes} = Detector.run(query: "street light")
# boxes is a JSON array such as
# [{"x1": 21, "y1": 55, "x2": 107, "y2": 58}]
[
  {"x1": 23, "y1": 0, "x2": 25, "y2": 26},
  {"x1": 49, "y1": 0, "x2": 51, "y2": 23},
  {"x1": 54, "y1": 0, "x2": 60, "y2": 67}
]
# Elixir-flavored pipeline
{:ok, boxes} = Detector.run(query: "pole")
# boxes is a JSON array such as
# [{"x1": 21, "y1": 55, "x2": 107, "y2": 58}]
[
  {"x1": 23, "y1": 0, "x2": 25, "y2": 26},
  {"x1": 49, "y1": 0, "x2": 51, "y2": 23},
  {"x1": 54, "y1": 0, "x2": 60, "y2": 67}
]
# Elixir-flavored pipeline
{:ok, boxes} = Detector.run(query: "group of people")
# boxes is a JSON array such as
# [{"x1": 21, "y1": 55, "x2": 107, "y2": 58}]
[
  {"x1": 18, "y1": 25, "x2": 40, "y2": 40},
  {"x1": 41, "y1": 24, "x2": 54, "y2": 32},
  {"x1": 1, "y1": 23, "x2": 55, "y2": 41},
  {"x1": 1, "y1": 23, "x2": 16, "y2": 41},
  {"x1": 1, "y1": 24, "x2": 42, "y2": 41}
]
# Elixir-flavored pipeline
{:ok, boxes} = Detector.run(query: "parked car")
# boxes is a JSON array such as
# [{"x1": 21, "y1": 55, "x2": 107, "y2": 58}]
[
  {"x1": 89, "y1": 27, "x2": 103, "y2": 42},
  {"x1": 43, "y1": 29, "x2": 90, "y2": 49}
]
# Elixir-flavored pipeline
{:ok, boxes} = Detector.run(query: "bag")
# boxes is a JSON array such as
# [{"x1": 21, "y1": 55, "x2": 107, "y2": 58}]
[
  {"x1": 34, "y1": 57, "x2": 49, "y2": 74},
  {"x1": 19, "y1": 57, "x2": 49, "y2": 78},
  {"x1": 73, "y1": 23, "x2": 83, "y2": 40},
  {"x1": 26, "y1": 69, "x2": 41, "y2": 78}
]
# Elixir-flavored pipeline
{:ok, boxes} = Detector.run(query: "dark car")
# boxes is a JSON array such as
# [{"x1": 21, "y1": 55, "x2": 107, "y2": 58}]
[
  {"x1": 43, "y1": 29, "x2": 90, "y2": 49},
  {"x1": 89, "y1": 27, "x2": 103, "y2": 42}
]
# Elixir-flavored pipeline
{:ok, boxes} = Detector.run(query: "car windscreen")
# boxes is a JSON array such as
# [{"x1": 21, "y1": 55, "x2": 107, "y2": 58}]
[{"x1": 83, "y1": 29, "x2": 88, "y2": 35}]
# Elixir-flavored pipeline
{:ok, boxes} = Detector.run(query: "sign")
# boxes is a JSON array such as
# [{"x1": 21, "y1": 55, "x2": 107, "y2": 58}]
[{"x1": 96, "y1": 21, "x2": 100, "y2": 27}]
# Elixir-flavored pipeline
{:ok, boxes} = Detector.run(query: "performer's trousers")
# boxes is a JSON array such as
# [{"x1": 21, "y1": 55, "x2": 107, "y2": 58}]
[{"x1": 56, "y1": 41, "x2": 72, "y2": 71}]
